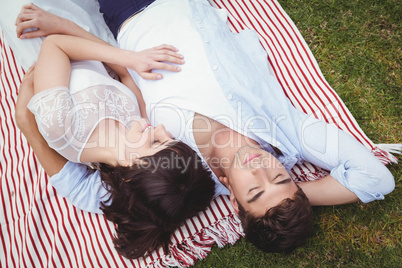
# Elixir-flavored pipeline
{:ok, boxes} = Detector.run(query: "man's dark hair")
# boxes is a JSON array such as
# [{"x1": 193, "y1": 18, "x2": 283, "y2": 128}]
[
  {"x1": 99, "y1": 141, "x2": 215, "y2": 259},
  {"x1": 237, "y1": 184, "x2": 313, "y2": 253}
]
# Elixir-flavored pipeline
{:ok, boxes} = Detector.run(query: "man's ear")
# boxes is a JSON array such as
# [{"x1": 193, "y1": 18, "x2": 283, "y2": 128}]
[
  {"x1": 219, "y1": 176, "x2": 239, "y2": 214},
  {"x1": 219, "y1": 176, "x2": 229, "y2": 187},
  {"x1": 230, "y1": 193, "x2": 239, "y2": 215}
]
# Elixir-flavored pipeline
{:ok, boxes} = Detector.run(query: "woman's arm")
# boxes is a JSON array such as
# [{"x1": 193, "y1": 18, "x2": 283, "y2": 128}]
[
  {"x1": 16, "y1": 3, "x2": 184, "y2": 81},
  {"x1": 34, "y1": 34, "x2": 183, "y2": 93},
  {"x1": 15, "y1": 65, "x2": 68, "y2": 176},
  {"x1": 16, "y1": 65, "x2": 110, "y2": 213}
]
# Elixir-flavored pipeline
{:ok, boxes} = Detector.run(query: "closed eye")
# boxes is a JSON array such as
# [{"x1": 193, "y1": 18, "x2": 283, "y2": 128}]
[
  {"x1": 248, "y1": 186, "x2": 259, "y2": 194},
  {"x1": 247, "y1": 190, "x2": 264, "y2": 204},
  {"x1": 276, "y1": 178, "x2": 292, "y2": 185}
]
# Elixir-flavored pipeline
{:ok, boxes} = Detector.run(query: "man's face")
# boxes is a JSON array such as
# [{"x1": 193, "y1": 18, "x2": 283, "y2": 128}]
[{"x1": 226, "y1": 145, "x2": 298, "y2": 216}]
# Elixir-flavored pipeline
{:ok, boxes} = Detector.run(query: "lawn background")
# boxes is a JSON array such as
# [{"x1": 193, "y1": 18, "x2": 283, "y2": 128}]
[{"x1": 194, "y1": 0, "x2": 401, "y2": 267}]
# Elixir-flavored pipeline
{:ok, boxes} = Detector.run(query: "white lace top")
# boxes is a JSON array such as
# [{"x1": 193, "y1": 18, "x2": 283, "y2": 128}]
[{"x1": 28, "y1": 62, "x2": 141, "y2": 162}]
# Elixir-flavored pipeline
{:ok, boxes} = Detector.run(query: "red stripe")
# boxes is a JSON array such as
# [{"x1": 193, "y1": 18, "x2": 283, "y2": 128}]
[
  {"x1": 23, "y1": 213, "x2": 41, "y2": 267},
  {"x1": 35, "y1": 177, "x2": 57, "y2": 266},
  {"x1": 103, "y1": 216, "x2": 130, "y2": 267},
  {"x1": 100, "y1": 216, "x2": 121, "y2": 267},
  {"x1": 0, "y1": 41, "x2": 12, "y2": 268},
  {"x1": 43, "y1": 183, "x2": 72, "y2": 266},
  {"x1": 4, "y1": 57, "x2": 29, "y2": 268},
  {"x1": 62, "y1": 199, "x2": 83, "y2": 267},
  {"x1": 202, "y1": 209, "x2": 212, "y2": 226},
  {"x1": 19, "y1": 146, "x2": 43, "y2": 267},
  {"x1": 208, "y1": 200, "x2": 219, "y2": 222},
  {"x1": 0, "y1": 158, "x2": 11, "y2": 268},
  {"x1": 52, "y1": 191, "x2": 75, "y2": 266},
  {"x1": 220, "y1": 195, "x2": 233, "y2": 216},
  {"x1": 190, "y1": 218, "x2": 200, "y2": 235},
  {"x1": 0, "y1": 78, "x2": 17, "y2": 268},
  {"x1": 197, "y1": 214, "x2": 206, "y2": 230},
  {"x1": 89, "y1": 216, "x2": 110, "y2": 267},
  {"x1": 18, "y1": 138, "x2": 43, "y2": 268},
  {"x1": 73, "y1": 209, "x2": 96, "y2": 267},
  {"x1": 183, "y1": 220, "x2": 193, "y2": 239},
  {"x1": 213, "y1": 197, "x2": 225, "y2": 218},
  {"x1": 30, "y1": 151, "x2": 57, "y2": 267},
  {"x1": 80, "y1": 212, "x2": 103, "y2": 267}
]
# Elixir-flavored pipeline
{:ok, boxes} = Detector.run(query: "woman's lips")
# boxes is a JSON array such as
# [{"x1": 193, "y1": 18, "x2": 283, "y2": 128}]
[
  {"x1": 142, "y1": 122, "x2": 152, "y2": 132},
  {"x1": 243, "y1": 153, "x2": 261, "y2": 164}
]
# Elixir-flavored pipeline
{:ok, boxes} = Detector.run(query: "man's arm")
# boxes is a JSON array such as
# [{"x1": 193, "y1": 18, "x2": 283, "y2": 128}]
[
  {"x1": 298, "y1": 175, "x2": 359, "y2": 206},
  {"x1": 294, "y1": 111, "x2": 394, "y2": 206}
]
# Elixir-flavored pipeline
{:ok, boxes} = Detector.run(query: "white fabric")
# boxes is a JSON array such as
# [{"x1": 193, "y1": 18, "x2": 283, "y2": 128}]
[
  {"x1": 118, "y1": 0, "x2": 238, "y2": 126},
  {"x1": 27, "y1": 60, "x2": 141, "y2": 163},
  {"x1": 28, "y1": 83, "x2": 140, "y2": 162},
  {"x1": 0, "y1": 0, "x2": 115, "y2": 70},
  {"x1": 26, "y1": 60, "x2": 141, "y2": 163}
]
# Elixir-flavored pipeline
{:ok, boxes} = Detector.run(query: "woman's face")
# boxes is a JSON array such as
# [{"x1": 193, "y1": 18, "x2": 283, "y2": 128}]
[{"x1": 124, "y1": 118, "x2": 175, "y2": 164}]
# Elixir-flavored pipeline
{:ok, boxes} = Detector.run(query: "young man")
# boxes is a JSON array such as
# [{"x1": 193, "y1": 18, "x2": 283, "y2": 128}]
[{"x1": 15, "y1": 0, "x2": 394, "y2": 254}]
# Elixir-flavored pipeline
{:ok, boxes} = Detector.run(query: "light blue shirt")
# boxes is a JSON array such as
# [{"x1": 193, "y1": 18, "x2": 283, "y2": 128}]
[{"x1": 50, "y1": 0, "x2": 394, "y2": 214}]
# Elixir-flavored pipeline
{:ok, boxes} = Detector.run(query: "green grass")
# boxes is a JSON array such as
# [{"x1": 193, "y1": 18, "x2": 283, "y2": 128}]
[{"x1": 193, "y1": 0, "x2": 401, "y2": 267}]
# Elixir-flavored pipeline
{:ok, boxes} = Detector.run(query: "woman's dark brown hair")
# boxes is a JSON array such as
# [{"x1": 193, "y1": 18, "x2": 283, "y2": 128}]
[{"x1": 99, "y1": 141, "x2": 215, "y2": 259}]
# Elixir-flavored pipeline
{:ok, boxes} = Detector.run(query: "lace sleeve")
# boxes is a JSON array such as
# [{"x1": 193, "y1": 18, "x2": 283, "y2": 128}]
[{"x1": 28, "y1": 85, "x2": 140, "y2": 162}]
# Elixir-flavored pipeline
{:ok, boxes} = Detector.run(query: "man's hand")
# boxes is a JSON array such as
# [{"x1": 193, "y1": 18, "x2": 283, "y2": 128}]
[{"x1": 129, "y1": 44, "x2": 185, "y2": 80}]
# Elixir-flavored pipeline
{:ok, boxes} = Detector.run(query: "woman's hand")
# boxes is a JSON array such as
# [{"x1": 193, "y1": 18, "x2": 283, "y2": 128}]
[
  {"x1": 15, "y1": 64, "x2": 36, "y2": 133},
  {"x1": 15, "y1": 3, "x2": 67, "y2": 39},
  {"x1": 129, "y1": 44, "x2": 185, "y2": 80}
]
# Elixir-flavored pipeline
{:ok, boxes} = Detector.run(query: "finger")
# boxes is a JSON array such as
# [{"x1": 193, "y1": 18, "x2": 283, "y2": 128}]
[
  {"x1": 155, "y1": 44, "x2": 179, "y2": 52},
  {"x1": 158, "y1": 49, "x2": 184, "y2": 59},
  {"x1": 29, "y1": 3, "x2": 39, "y2": 10},
  {"x1": 154, "y1": 54, "x2": 185, "y2": 65},
  {"x1": 140, "y1": 72, "x2": 163, "y2": 80},
  {"x1": 152, "y1": 62, "x2": 182, "y2": 72},
  {"x1": 16, "y1": 3, "x2": 37, "y2": 24},
  {"x1": 20, "y1": 30, "x2": 45, "y2": 40},
  {"x1": 16, "y1": 20, "x2": 37, "y2": 37},
  {"x1": 15, "y1": 12, "x2": 34, "y2": 26},
  {"x1": 25, "y1": 63, "x2": 36, "y2": 75},
  {"x1": 22, "y1": 3, "x2": 37, "y2": 11}
]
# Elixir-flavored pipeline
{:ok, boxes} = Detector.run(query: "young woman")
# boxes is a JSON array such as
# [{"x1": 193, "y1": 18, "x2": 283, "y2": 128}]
[{"x1": 16, "y1": 25, "x2": 215, "y2": 259}]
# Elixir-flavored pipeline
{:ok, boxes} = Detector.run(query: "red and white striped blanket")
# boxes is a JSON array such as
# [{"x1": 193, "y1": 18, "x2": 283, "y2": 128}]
[{"x1": 0, "y1": 0, "x2": 396, "y2": 267}]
